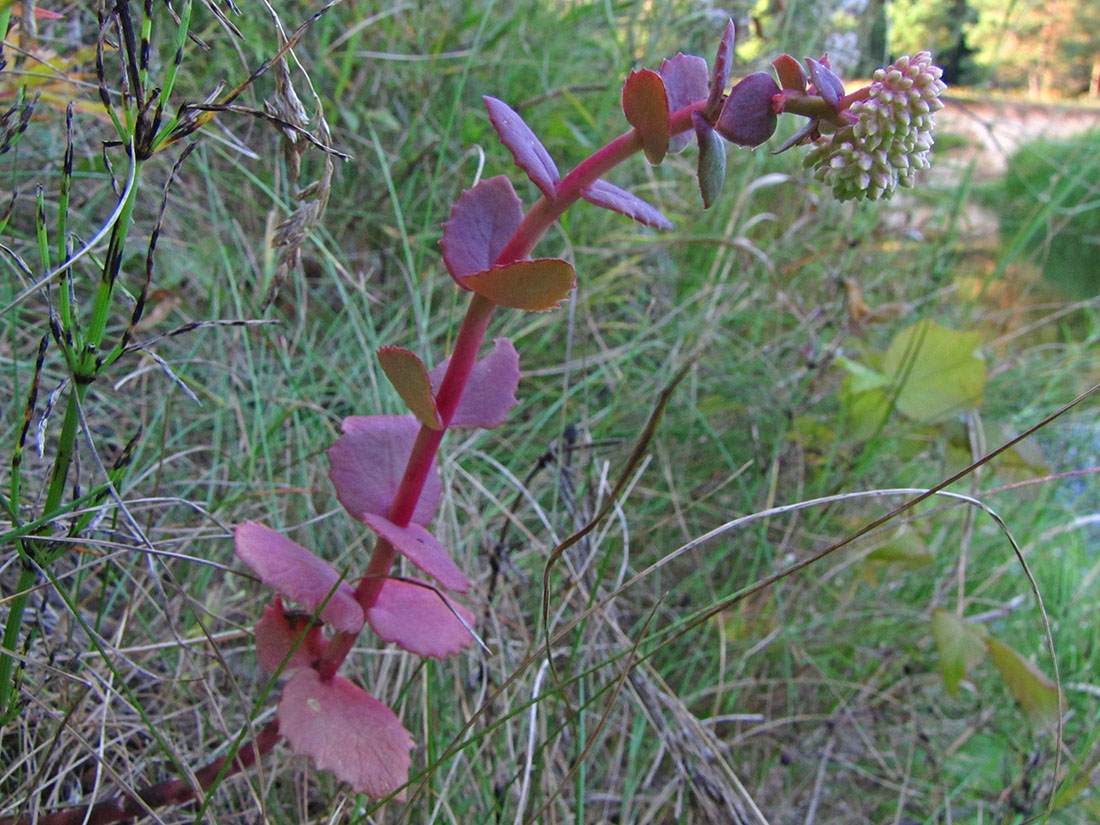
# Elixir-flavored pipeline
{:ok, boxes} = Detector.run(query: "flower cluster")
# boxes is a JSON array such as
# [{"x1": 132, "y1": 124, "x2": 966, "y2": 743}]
[{"x1": 803, "y1": 51, "x2": 947, "y2": 200}]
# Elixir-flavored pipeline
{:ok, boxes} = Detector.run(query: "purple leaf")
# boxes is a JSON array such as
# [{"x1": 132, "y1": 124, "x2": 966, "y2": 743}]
[
  {"x1": 805, "y1": 56, "x2": 844, "y2": 113},
  {"x1": 659, "y1": 53, "x2": 708, "y2": 153},
  {"x1": 580, "y1": 179, "x2": 673, "y2": 230},
  {"x1": 440, "y1": 176, "x2": 525, "y2": 287},
  {"x1": 464, "y1": 258, "x2": 576, "y2": 311},
  {"x1": 326, "y1": 415, "x2": 441, "y2": 527},
  {"x1": 278, "y1": 669, "x2": 414, "y2": 799},
  {"x1": 366, "y1": 578, "x2": 476, "y2": 659},
  {"x1": 714, "y1": 72, "x2": 780, "y2": 147},
  {"x1": 622, "y1": 69, "x2": 670, "y2": 165},
  {"x1": 361, "y1": 513, "x2": 470, "y2": 592},
  {"x1": 694, "y1": 113, "x2": 726, "y2": 209},
  {"x1": 235, "y1": 521, "x2": 364, "y2": 634},
  {"x1": 254, "y1": 598, "x2": 326, "y2": 675},
  {"x1": 706, "y1": 19, "x2": 736, "y2": 120},
  {"x1": 429, "y1": 337, "x2": 520, "y2": 429},
  {"x1": 484, "y1": 96, "x2": 560, "y2": 199}
]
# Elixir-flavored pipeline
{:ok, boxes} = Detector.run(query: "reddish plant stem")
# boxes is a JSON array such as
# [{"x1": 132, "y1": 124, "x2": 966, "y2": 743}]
[
  {"x1": 318, "y1": 102, "x2": 712, "y2": 685},
  {"x1": 0, "y1": 721, "x2": 281, "y2": 825}
]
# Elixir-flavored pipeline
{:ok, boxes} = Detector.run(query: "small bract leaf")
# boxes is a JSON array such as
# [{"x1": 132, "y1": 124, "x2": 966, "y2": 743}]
[
  {"x1": 361, "y1": 513, "x2": 470, "y2": 592},
  {"x1": 580, "y1": 179, "x2": 673, "y2": 229},
  {"x1": 882, "y1": 320, "x2": 986, "y2": 422},
  {"x1": 366, "y1": 578, "x2": 476, "y2": 659},
  {"x1": 772, "y1": 54, "x2": 807, "y2": 92},
  {"x1": 327, "y1": 415, "x2": 441, "y2": 526},
  {"x1": 429, "y1": 337, "x2": 520, "y2": 429},
  {"x1": 254, "y1": 598, "x2": 326, "y2": 675},
  {"x1": 987, "y1": 637, "x2": 1063, "y2": 731},
  {"x1": 483, "y1": 96, "x2": 560, "y2": 199},
  {"x1": 931, "y1": 608, "x2": 988, "y2": 697},
  {"x1": 622, "y1": 69, "x2": 670, "y2": 165},
  {"x1": 279, "y1": 669, "x2": 414, "y2": 799},
  {"x1": 377, "y1": 347, "x2": 442, "y2": 430},
  {"x1": 235, "y1": 521, "x2": 364, "y2": 634},
  {"x1": 805, "y1": 56, "x2": 844, "y2": 112},
  {"x1": 706, "y1": 19, "x2": 736, "y2": 120},
  {"x1": 440, "y1": 176, "x2": 524, "y2": 287},
  {"x1": 464, "y1": 258, "x2": 575, "y2": 311},
  {"x1": 715, "y1": 72, "x2": 780, "y2": 148},
  {"x1": 694, "y1": 112, "x2": 726, "y2": 209},
  {"x1": 659, "y1": 53, "x2": 709, "y2": 153}
]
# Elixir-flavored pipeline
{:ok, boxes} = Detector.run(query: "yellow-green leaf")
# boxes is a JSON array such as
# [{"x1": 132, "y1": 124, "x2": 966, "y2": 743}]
[
  {"x1": 465, "y1": 259, "x2": 576, "y2": 311},
  {"x1": 931, "y1": 609, "x2": 987, "y2": 697},
  {"x1": 377, "y1": 347, "x2": 442, "y2": 430},
  {"x1": 868, "y1": 528, "x2": 933, "y2": 570},
  {"x1": 987, "y1": 637, "x2": 1062, "y2": 731},
  {"x1": 882, "y1": 320, "x2": 986, "y2": 422}
]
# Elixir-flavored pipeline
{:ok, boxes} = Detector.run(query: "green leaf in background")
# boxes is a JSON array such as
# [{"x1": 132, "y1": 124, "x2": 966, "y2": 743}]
[
  {"x1": 867, "y1": 528, "x2": 934, "y2": 569},
  {"x1": 987, "y1": 636, "x2": 1063, "y2": 731},
  {"x1": 931, "y1": 608, "x2": 988, "y2": 697},
  {"x1": 882, "y1": 320, "x2": 987, "y2": 422}
]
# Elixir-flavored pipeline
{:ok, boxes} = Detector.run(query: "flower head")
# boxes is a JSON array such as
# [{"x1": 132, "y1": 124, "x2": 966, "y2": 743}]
[{"x1": 804, "y1": 52, "x2": 947, "y2": 201}]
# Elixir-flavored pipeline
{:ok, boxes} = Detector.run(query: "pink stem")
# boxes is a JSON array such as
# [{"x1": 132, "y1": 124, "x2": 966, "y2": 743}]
[{"x1": 321, "y1": 100, "x2": 709, "y2": 680}]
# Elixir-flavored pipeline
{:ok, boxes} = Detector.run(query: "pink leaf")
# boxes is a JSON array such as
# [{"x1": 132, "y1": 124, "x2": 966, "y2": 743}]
[
  {"x1": 235, "y1": 521, "x2": 364, "y2": 634},
  {"x1": 659, "y1": 53, "x2": 709, "y2": 153},
  {"x1": 464, "y1": 258, "x2": 576, "y2": 311},
  {"x1": 622, "y1": 69, "x2": 670, "y2": 165},
  {"x1": 279, "y1": 669, "x2": 414, "y2": 799},
  {"x1": 362, "y1": 513, "x2": 470, "y2": 592},
  {"x1": 706, "y1": 19, "x2": 736, "y2": 120},
  {"x1": 580, "y1": 179, "x2": 673, "y2": 230},
  {"x1": 254, "y1": 598, "x2": 326, "y2": 675},
  {"x1": 326, "y1": 415, "x2": 441, "y2": 526},
  {"x1": 484, "y1": 96, "x2": 560, "y2": 199},
  {"x1": 367, "y1": 578, "x2": 475, "y2": 659},
  {"x1": 772, "y1": 54, "x2": 807, "y2": 92},
  {"x1": 440, "y1": 176, "x2": 525, "y2": 287},
  {"x1": 429, "y1": 337, "x2": 520, "y2": 429},
  {"x1": 714, "y1": 72, "x2": 780, "y2": 147}
]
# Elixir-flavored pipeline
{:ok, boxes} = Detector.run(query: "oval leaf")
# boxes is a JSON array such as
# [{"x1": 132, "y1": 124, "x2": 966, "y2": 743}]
[
  {"x1": 772, "y1": 54, "x2": 807, "y2": 92},
  {"x1": 483, "y1": 96, "x2": 560, "y2": 199},
  {"x1": 362, "y1": 513, "x2": 470, "y2": 592},
  {"x1": 694, "y1": 113, "x2": 726, "y2": 209},
  {"x1": 622, "y1": 69, "x2": 670, "y2": 165},
  {"x1": 279, "y1": 669, "x2": 414, "y2": 799},
  {"x1": 805, "y1": 56, "x2": 844, "y2": 113},
  {"x1": 715, "y1": 72, "x2": 780, "y2": 147},
  {"x1": 366, "y1": 578, "x2": 476, "y2": 659},
  {"x1": 987, "y1": 637, "x2": 1062, "y2": 731},
  {"x1": 580, "y1": 179, "x2": 672, "y2": 230},
  {"x1": 464, "y1": 258, "x2": 575, "y2": 311},
  {"x1": 659, "y1": 53, "x2": 709, "y2": 153},
  {"x1": 429, "y1": 337, "x2": 520, "y2": 429},
  {"x1": 326, "y1": 415, "x2": 441, "y2": 526},
  {"x1": 930, "y1": 608, "x2": 987, "y2": 697},
  {"x1": 882, "y1": 320, "x2": 986, "y2": 422},
  {"x1": 440, "y1": 176, "x2": 524, "y2": 287},
  {"x1": 254, "y1": 598, "x2": 326, "y2": 675},
  {"x1": 377, "y1": 347, "x2": 442, "y2": 430},
  {"x1": 706, "y1": 19, "x2": 736, "y2": 120},
  {"x1": 234, "y1": 521, "x2": 364, "y2": 634}
]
